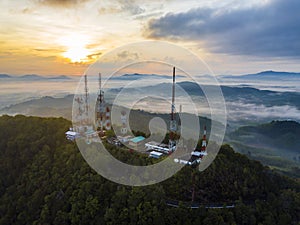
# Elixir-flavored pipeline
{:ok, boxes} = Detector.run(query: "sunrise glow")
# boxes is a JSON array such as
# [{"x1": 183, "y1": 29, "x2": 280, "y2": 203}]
[
  {"x1": 58, "y1": 34, "x2": 90, "y2": 63},
  {"x1": 0, "y1": 0, "x2": 300, "y2": 75}
]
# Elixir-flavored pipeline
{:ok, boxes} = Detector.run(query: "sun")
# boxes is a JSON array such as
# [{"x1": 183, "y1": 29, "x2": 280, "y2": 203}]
[
  {"x1": 59, "y1": 34, "x2": 91, "y2": 63},
  {"x1": 63, "y1": 47, "x2": 89, "y2": 63}
]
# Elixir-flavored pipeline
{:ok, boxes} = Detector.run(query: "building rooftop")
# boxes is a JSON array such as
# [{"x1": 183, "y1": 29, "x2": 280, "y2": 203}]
[
  {"x1": 65, "y1": 131, "x2": 77, "y2": 136},
  {"x1": 130, "y1": 136, "x2": 145, "y2": 143}
]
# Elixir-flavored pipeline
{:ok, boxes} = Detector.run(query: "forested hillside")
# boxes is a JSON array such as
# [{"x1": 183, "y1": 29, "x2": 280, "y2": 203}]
[
  {"x1": 230, "y1": 120, "x2": 300, "y2": 152},
  {"x1": 229, "y1": 120, "x2": 300, "y2": 178},
  {"x1": 0, "y1": 115, "x2": 299, "y2": 225}
]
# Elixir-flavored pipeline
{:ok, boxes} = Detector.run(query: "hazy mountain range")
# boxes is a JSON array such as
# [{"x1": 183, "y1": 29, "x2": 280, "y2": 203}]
[
  {"x1": 1, "y1": 78, "x2": 300, "y2": 123},
  {"x1": 1, "y1": 70, "x2": 300, "y2": 177},
  {"x1": 0, "y1": 74, "x2": 72, "y2": 80},
  {"x1": 221, "y1": 70, "x2": 300, "y2": 80},
  {"x1": 108, "y1": 81, "x2": 300, "y2": 125},
  {"x1": 109, "y1": 73, "x2": 185, "y2": 80},
  {"x1": 1, "y1": 70, "x2": 299, "y2": 81},
  {"x1": 1, "y1": 98, "x2": 299, "y2": 174}
]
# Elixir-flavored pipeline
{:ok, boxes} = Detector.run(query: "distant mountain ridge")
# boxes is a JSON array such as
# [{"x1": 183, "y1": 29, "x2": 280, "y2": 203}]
[
  {"x1": 19, "y1": 74, "x2": 44, "y2": 79},
  {"x1": 110, "y1": 73, "x2": 184, "y2": 80},
  {"x1": 223, "y1": 70, "x2": 300, "y2": 79},
  {"x1": 49, "y1": 75, "x2": 71, "y2": 80},
  {"x1": 255, "y1": 70, "x2": 300, "y2": 76},
  {"x1": 0, "y1": 74, "x2": 72, "y2": 80},
  {"x1": 109, "y1": 81, "x2": 300, "y2": 110},
  {"x1": 0, "y1": 74, "x2": 11, "y2": 78},
  {"x1": 1, "y1": 71, "x2": 299, "y2": 80},
  {"x1": 2, "y1": 81, "x2": 299, "y2": 123}
]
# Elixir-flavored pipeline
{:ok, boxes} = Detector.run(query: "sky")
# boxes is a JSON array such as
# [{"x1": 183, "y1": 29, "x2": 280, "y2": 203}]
[{"x1": 1, "y1": 0, "x2": 300, "y2": 76}]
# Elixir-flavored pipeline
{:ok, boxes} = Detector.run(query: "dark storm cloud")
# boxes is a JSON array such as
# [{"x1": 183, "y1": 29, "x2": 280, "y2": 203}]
[{"x1": 146, "y1": 0, "x2": 300, "y2": 57}]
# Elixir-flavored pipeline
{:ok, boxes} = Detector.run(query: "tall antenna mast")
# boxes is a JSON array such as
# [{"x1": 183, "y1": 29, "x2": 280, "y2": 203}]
[
  {"x1": 84, "y1": 74, "x2": 89, "y2": 122},
  {"x1": 98, "y1": 73, "x2": 103, "y2": 133},
  {"x1": 98, "y1": 72, "x2": 104, "y2": 108},
  {"x1": 99, "y1": 72, "x2": 102, "y2": 93},
  {"x1": 172, "y1": 67, "x2": 175, "y2": 121},
  {"x1": 169, "y1": 67, "x2": 177, "y2": 152}
]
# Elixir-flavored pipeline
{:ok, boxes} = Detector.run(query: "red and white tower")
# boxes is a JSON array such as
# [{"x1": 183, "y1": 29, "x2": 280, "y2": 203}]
[
  {"x1": 169, "y1": 67, "x2": 177, "y2": 152},
  {"x1": 105, "y1": 107, "x2": 111, "y2": 130},
  {"x1": 96, "y1": 73, "x2": 111, "y2": 134},
  {"x1": 120, "y1": 111, "x2": 127, "y2": 135},
  {"x1": 201, "y1": 125, "x2": 207, "y2": 152}
]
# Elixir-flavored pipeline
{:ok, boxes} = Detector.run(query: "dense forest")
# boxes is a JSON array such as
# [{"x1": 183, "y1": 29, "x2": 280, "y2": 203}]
[
  {"x1": 0, "y1": 115, "x2": 299, "y2": 224},
  {"x1": 229, "y1": 120, "x2": 300, "y2": 178},
  {"x1": 230, "y1": 120, "x2": 300, "y2": 152}
]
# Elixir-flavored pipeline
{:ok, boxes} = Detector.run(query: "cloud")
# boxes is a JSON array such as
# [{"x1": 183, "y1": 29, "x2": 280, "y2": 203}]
[
  {"x1": 226, "y1": 102, "x2": 300, "y2": 122},
  {"x1": 98, "y1": 0, "x2": 145, "y2": 16},
  {"x1": 34, "y1": 48, "x2": 62, "y2": 52},
  {"x1": 121, "y1": 0, "x2": 145, "y2": 15},
  {"x1": 21, "y1": 7, "x2": 34, "y2": 14},
  {"x1": 134, "y1": 11, "x2": 164, "y2": 20},
  {"x1": 117, "y1": 50, "x2": 139, "y2": 60},
  {"x1": 34, "y1": 0, "x2": 90, "y2": 8},
  {"x1": 87, "y1": 52, "x2": 102, "y2": 60},
  {"x1": 145, "y1": 0, "x2": 300, "y2": 58}
]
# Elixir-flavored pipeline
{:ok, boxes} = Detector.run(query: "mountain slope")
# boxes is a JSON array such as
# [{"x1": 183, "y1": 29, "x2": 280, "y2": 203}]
[
  {"x1": 0, "y1": 115, "x2": 299, "y2": 224},
  {"x1": 230, "y1": 120, "x2": 300, "y2": 152},
  {"x1": 228, "y1": 120, "x2": 300, "y2": 177},
  {"x1": 0, "y1": 95, "x2": 74, "y2": 118}
]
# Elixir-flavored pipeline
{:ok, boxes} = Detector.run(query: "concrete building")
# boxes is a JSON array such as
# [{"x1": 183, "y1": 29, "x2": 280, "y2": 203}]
[{"x1": 129, "y1": 136, "x2": 145, "y2": 149}]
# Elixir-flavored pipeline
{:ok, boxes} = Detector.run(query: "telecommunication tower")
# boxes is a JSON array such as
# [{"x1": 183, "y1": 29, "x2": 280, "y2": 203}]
[{"x1": 169, "y1": 67, "x2": 177, "y2": 152}]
